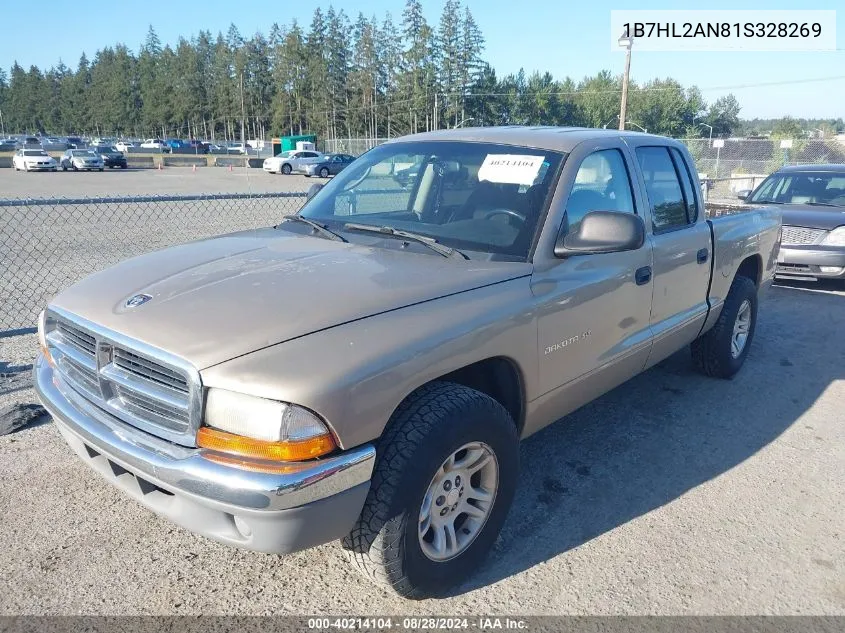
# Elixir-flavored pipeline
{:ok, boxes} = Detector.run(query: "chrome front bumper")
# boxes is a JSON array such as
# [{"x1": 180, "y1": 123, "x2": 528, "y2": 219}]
[
  {"x1": 776, "y1": 245, "x2": 845, "y2": 280},
  {"x1": 35, "y1": 355, "x2": 374, "y2": 553}
]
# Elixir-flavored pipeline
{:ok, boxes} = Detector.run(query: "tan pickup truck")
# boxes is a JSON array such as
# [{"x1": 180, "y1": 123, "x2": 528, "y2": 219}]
[{"x1": 35, "y1": 127, "x2": 781, "y2": 598}]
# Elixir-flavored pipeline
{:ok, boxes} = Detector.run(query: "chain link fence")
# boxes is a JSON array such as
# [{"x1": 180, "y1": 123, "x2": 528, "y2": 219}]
[
  {"x1": 679, "y1": 137, "x2": 845, "y2": 202},
  {"x1": 322, "y1": 138, "x2": 389, "y2": 156},
  {"x1": 1, "y1": 193, "x2": 307, "y2": 332}
]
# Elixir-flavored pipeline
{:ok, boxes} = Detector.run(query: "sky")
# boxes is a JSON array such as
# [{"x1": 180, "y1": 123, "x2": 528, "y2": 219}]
[{"x1": 1, "y1": 0, "x2": 842, "y2": 120}]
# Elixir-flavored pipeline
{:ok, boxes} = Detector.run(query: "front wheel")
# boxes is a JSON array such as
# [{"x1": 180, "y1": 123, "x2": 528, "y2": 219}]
[
  {"x1": 99, "y1": 168, "x2": 104, "y2": 172},
  {"x1": 691, "y1": 275, "x2": 758, "y2": 378},
  {"x1": 281, "y1": 163, "x2": 292, "y2": 175},
  {"x1": 320, "y1": 167, "x2": 330, "y2": 178},
  {"x1": 343, "y1": 382, "x2": 519, "y2": 598}
]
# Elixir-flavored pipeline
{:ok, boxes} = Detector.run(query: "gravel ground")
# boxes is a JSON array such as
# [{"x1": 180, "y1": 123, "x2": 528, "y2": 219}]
[{"x1": 1, "y1": 279, "x2": 843, "y2": 615}]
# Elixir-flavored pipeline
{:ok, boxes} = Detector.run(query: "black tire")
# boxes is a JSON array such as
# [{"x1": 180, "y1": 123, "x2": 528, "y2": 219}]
[
  {"x1": 99, "y1": 168, "x2": 104, "y2": 172},
  {"x1": 281, "y1": 163, "x2": 292, "y2": 175},
  {"x1": 72, "y1": 165, "x2": 78, "y2": 171},
  {"x1": 691, "y1": 275, "x2": 758, "y2": 379},
  {"x1": 320, "y1": 167, "x2": 330, "y2": 178},
  {"x1": 62, "y1": 165, "x2": 67, "y2": 171},
  {"x1": 342, "y1": 381, "x2": 519, "y2": 598},
  {"x1": 120, "y1": 164, "x2": 127, "y2": 169}
]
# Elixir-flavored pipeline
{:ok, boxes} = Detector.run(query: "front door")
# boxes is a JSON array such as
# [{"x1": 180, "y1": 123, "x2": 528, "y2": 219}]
[{"x1": 533, "y1": 146, "x2": 654, "y2": 398}]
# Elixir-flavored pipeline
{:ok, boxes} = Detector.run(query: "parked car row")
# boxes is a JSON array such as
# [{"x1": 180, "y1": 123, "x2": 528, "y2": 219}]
[
  {"x1": 11, "y1": 146, "x2": 128, "y2": 171},
  {"x1": 262, "y1": 150, "x2": 355, "y2": 177}
]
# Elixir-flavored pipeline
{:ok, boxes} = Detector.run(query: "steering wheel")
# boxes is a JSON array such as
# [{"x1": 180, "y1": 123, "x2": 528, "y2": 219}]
[{"x1": 482, "y1": 209, "x2": 526, "y2": 224}]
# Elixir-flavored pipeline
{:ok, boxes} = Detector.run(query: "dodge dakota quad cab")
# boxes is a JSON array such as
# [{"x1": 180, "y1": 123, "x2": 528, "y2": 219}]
[{"x1": 35, "y1": 127, "x2": 781, "y2": 598}]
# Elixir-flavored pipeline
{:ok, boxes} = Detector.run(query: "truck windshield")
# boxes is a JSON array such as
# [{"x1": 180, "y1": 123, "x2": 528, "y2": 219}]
[
  {"x1": 750, "y1": 171, "x2": 845, "y2": 206},
  {"x1": 297, "y1": 141, "x2": 564, "y2": 259}
]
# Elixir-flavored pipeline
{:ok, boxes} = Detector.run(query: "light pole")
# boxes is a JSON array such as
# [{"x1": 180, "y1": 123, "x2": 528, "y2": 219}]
[
  {"x1": 625, "y1": 121, "x2": 647, "y2": 133},
  {"x1": 618, "y1": 31, "x2": 634, "y2": 131},
  {"x1": 602, "y1": 114, "x2": 619, "y2": 129},
  {"x1": 693, "y1": 117, "x2": 713, "y2": 144}
]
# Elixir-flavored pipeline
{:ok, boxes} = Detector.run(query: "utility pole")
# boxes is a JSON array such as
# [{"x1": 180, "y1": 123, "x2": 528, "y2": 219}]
[
  {"x1": 618, "y1": 31, "x2": 634, "y2": 131},
  {"x1": 434, "y1": 92, "x2": 438, "y2": 130}
]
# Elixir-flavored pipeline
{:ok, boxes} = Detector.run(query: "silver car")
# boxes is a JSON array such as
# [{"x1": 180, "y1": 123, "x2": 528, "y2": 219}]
[
  {"x1": 61, "y1": 149, "x2": 105, "y2": 172},
  {"x1": 741, "y1": 164, "x2": 845, "y2": 282}
]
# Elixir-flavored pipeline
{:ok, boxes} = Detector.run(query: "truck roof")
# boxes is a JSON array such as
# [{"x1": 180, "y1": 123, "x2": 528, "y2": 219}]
[{"x1": 386, "y1": 126, "x2": 679, "y2": 153}]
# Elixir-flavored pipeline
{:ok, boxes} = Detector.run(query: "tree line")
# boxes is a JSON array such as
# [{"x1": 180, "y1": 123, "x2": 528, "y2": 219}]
[{"x1": 0, "y1": 0, "x2": 746, "y2": 142}]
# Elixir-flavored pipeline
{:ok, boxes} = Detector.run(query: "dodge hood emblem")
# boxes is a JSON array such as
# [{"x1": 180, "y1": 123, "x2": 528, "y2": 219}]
[{"x1": 125, "y1": 293, "x2": 153, "y2": 308}]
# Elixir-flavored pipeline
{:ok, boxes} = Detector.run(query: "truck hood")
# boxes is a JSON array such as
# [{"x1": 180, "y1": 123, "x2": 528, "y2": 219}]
[{"x1": 50, "y1": 228, "x2": 531, "y2": 369}]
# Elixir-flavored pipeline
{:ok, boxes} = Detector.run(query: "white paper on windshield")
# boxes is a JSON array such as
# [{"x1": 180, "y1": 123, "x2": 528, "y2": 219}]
[{"x1": 478, "y1": 154, "x2": 545, "y2": 186}]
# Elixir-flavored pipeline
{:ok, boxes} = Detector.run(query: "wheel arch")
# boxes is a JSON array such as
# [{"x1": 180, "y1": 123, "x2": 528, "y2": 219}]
[
  {"x1": 393, "y1": 356, "x2": 526, "y2": 436},
  {"x1": 735, "y1": 254, "x2": 762, "y2": 287}
]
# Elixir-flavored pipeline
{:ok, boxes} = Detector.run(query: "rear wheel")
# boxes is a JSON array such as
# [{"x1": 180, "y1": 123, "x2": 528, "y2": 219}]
[
  {"x1": 281, "y1": 163, "x2": 292, "y2": 175},
  {"x1": 691, "y1": 275, "x2": 758, "y2": 378},
  {"x1": 320, "y1": 167, "x2": 330, "y2": 178},
  {"x1": 99, "y1": 168, "x2": 104, "y2": 172},
  {"x1": 343, "y1": 382, "x2": 519, "y2": 598}
]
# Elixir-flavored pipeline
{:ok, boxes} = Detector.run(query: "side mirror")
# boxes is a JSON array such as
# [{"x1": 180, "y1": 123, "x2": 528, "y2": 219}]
[
  {"x1": 736, "y1": 189, "x2": 752, "y2": 201},
  {"x1": 306, "y1": 183, "x2": 324, "y2": 201},
  {"x1": 554, "y1": 210, "x2": 645, "y2": 257}
]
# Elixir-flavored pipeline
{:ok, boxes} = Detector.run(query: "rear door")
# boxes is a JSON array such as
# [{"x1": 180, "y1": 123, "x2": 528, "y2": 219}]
[{"x1": 632, "y1": 144, "x2": 712, "y2": 367}]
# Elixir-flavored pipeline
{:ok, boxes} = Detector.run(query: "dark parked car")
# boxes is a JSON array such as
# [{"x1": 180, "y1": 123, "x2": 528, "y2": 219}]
[
  {"x1": 65, "y1": 137, "x2": 84, "y2": 149},
  {"x1": 740, "y1": 164, "x2": 845, "y2": 282},
  {"x1": 297, "y1": 153, "x2": 356, "y2": 178},
  {"x1": 92, "y1": 145, "x2": 128, "y2": 169},
  {"x1": 187, "y1": 140, "x2": 210, "y2": 154}
]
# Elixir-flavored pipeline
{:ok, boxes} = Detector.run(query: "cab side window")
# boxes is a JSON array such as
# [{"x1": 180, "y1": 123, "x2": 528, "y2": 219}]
[
  {"x1": 636, "y1": 146, "x2": 695, "y2": 232},
  {"x1": 565, "y1": 149, "x2": 636, "y2": 234}
]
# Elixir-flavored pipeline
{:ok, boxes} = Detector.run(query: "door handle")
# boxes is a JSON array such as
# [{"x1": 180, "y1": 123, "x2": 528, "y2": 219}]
[
  {"x1": 697, "y1": 248, "x2": 709, "y2": 264},
  {"x1": 635, "y1": 266, "x2": 652, "y2": 285}
]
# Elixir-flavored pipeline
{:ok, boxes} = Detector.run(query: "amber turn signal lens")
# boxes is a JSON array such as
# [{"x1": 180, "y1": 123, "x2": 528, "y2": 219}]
[{"x1": 196, "y1": 426, "x2": 336, "y2": 462}]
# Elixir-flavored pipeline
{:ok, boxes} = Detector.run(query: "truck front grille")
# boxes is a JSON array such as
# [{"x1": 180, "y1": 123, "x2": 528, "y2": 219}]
[
  {"x1": 781, "y1": 226, "x2": 826, "y2": 246},
  {"x1": 45, "y1": 311, "x2": 201, "y2": 446}
]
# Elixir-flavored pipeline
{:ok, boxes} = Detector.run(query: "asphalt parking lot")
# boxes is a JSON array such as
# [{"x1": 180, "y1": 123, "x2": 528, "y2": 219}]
[
  {"x1": 1, "y1": 278, "x2": 843, "y2": 614},
  {"x1": 0, "y1": 165, "x2": 317, "y2": 198}
]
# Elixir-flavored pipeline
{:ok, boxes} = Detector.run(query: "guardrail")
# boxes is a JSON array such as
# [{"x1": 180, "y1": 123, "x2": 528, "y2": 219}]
[{"x1": 0, "y1": 192, "x2": 307, "y2": 332}]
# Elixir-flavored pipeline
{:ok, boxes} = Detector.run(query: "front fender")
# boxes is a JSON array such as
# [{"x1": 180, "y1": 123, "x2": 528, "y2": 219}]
[{"x1": 200, "y1": 276, "x2": 537, "y2": 449}]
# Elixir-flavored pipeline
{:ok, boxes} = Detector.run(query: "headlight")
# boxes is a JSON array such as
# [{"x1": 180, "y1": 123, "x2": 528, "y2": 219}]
[
  {"x1": 198, "y1": 388, "x2": 336, "y2": 461},
  {"x1": 821, "y1": 226, "x2": 845, "y2": 246}
]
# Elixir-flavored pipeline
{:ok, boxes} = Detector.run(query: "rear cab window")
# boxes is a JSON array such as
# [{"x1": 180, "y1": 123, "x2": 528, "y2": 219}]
[{"x1": 635, "y1": 146, "x2": 698, "y2": 232}]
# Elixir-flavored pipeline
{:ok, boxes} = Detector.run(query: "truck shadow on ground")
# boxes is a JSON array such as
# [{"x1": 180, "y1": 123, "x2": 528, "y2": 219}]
[{"x1": 453, "y1": 282, "x2": 844, "y2": 596}]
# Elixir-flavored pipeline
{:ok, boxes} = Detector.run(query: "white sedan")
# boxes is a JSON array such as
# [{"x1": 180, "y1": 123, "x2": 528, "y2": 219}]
[
  {"x1": 115, "y1": 141, "x2": 137, "y2": 152},
  {"x1": 263, "y1": 150, "x2": 324, "y2": 175},
  {"x1": 13, "y1": 149, "x2": 57, "y2": 172},
  {"x1": 140, "y1": 139, "x2": 165, "y2": 151}
]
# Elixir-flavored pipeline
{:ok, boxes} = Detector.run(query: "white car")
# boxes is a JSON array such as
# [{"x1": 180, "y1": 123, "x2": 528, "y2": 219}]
[
  {"x1": 115, "y1": 141, "x2": 137, "y2": 152},
  {"x1": 13, "y1": 149, "x2": 57, "y2": 172},
  {"x1": 263, "y1": 150, "x2": 324, "y2": 175},
  {"x1": 140, "y1": 139, "x2": 165, "y2": 151}
]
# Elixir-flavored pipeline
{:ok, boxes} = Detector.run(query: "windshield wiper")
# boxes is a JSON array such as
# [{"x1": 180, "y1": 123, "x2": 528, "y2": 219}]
[
  {"x1": 281, "y1": 215, "x2": 347, "y2": 242},
  {"x1": 804, "y1": 201, "x2": 842, "y2": 208},
  {"x1": 343, "y1": 222, "x2": 468, "y2": 259}
]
